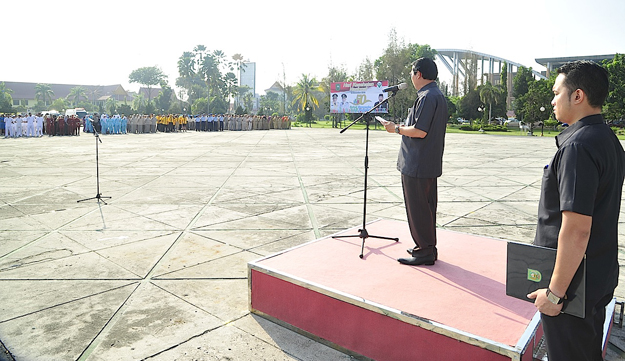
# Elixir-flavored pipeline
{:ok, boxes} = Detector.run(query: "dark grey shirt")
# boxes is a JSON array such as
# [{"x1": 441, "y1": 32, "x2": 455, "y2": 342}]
[
  {"x1": 396, "y1": 82, "x2": 448, "y2": 178},
  {"x1": 535, "y1": 114, "x2": 625, "y2": 301}
]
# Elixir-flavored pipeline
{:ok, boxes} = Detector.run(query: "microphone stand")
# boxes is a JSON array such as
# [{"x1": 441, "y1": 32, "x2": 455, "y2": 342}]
[
  {"x1": 77, "y1": 128, "x2": 111, "y2": 204},
  {"x1": 333, "y1": 91, "x2": 399, "y2": 258}
]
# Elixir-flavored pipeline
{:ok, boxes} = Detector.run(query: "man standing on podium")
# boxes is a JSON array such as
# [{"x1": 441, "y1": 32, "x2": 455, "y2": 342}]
[
  {"x1": 527, "y1": 61, "x2": 625, "y2": 361},
  {"x1": 383, "y1": 57, "x2": 447, "y2": 266}
]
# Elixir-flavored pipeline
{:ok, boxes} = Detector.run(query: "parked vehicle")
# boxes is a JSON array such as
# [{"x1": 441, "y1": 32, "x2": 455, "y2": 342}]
[{"x1": 65, "y1": 108, "x2": 87, "y2": 119}]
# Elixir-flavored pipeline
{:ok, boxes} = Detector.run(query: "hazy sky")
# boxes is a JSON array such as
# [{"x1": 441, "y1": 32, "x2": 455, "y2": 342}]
[{"x1": 2, "y1": 0, "x2": 623, "y2": 96}]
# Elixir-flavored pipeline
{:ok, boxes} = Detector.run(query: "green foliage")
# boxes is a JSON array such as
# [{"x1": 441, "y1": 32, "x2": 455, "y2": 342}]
[
  {"x1": 459, "y1": 124, "x2": 508, "y2": 132},
  {"x1": 129, "y1": 66, "x2": 166, "y2": 102},
  {"x1": 292, "y1": 74, "x2": 323, "y2": 115},
  {"x1": 0, "y1": 82, "x2": 13, "y2": 113},
  {"x1": 133, "y1": 94, "x2": 147, "y2": 113},
  {"x1": 50, "y1": 98, "x2": 67, "y2": 112},
  {"x1": 192, "y1": 98, "x2": 207, "y2": 115},
  {"x1": 67, "y1": 86, "x2": 87, "y2": 107},
  {"x1": 176, "y1": 46, "x2": 236, "y2": 114},
  {"x1": 458, "y1": 88, "x2": 482, "y2": 120},
  {"x1": 118, "y1": 104, "x2": 132, "y2": 116},
  {"x1": 604, "y1": 53, "x2": 625, "y2": 122},
  {"x1": 513, "y1": 66, "x2": 534, "y2": 98},
  {"x1": 105, "y1": 98, "x2": 117, "y2": 115},
  {"x1": 516, "y1": 78, "x2": 553, "y2": 125},
  {"x1": 155, "y1": 81, "x2": 173, "y2": 114},
  {"x1": 35, "y1": 83, "x2": 54, "y2": 106},
  {"x1": 260, "y1": 91, "x2": 282, "y2": 116}
]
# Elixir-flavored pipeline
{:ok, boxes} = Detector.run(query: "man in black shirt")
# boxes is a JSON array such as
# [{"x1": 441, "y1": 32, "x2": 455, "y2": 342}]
[
  {"x1": 528, "y1": 61, "x2": 625, "y2": 360},
  {"x1": 384, "y1": 57, "x2": 447, "y2": 266}
]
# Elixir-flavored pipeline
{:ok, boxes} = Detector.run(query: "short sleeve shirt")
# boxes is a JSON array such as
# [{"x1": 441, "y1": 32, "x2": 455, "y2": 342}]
[
  {"x1": 396, "y1": 82, "x2": 448, "y2": 178},
  {"x1": 534, "y1": 114, "x2": 625, "y2": 300}
]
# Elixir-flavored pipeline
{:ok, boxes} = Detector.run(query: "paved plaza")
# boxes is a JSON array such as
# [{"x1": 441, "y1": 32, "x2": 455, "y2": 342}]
[{"x1": 0, "y1": 128, "x2": 624, "y2": 360}]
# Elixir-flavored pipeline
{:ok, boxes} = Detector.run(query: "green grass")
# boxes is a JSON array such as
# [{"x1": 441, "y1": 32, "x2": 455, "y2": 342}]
[{"x1": 293, "y1": 121, "x2": 625, "y2": 140}]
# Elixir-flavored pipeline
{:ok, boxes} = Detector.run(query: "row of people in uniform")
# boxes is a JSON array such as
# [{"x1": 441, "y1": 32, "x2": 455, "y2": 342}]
[
  {"x1": 2, "y1": 113, "x2": 44, "y2": 138},
  {"x1": 1, "y1": 113, "x2": 81, "y2": 138},
  {"x1": 190, "y1": 114, "x2": 291, "y2": 131},
  {"x1": 84, "y1": 114, "x2": 130, "y2": 135},
  {"x1": 2, "y1": 112, "x2": 293, "y2": 139}
]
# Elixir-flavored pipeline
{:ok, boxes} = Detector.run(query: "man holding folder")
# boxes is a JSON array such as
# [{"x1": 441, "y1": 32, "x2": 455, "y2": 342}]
[{"x1": 527, "y1": 61, "x2": 625, "y2": 360}]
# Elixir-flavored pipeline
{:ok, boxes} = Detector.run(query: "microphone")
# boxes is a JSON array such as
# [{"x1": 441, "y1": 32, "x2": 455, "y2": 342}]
[{"x1": 382, "y1": 83, "x2": 408, "y2": 93}]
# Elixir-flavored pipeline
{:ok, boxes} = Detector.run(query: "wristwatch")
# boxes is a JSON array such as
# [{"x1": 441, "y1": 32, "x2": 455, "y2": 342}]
[
  {"x1": 395, "y1": 125, "x2": 400, "y2": 134},
  {"x1": 546, "y1": 288, "x2": 564, "y2": 305}
]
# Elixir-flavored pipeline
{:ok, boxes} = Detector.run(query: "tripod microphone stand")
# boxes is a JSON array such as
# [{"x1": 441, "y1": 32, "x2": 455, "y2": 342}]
[
  {"x1": 333, "y1": 91, "x2": 399, "y2": 258},
  {"x1": 78, "y1": 127, "x2": 111, "y2": 205}
]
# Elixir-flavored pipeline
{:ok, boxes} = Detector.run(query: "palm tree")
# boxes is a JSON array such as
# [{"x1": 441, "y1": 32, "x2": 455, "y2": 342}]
[
  {"x1": 67, "y1": 86, "x2": 87, "y2": 107},
  {"x1": 177, "y1": 51, "x2": 196, "y2": 78},
  {"x1": 88, "y1": 86, "x2": 102, "y2": 106},
  {"x1": 35, "y1": 83, "x2": 54, "y2": 107},
  {"x1": 479, "y1": 82, "x2": 502, "y2": 124},
  {"x1": 292, "y1": 74, "x2": 322, "y2": 126},
  {"x1": 199, "y1": 54, "x2": 220, "y2": 114}
]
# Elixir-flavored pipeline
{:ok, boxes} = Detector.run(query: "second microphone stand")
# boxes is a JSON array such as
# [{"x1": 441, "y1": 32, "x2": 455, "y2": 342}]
[
  {"x1": 333, "y1": 91, "x2": 399, "y2": 258},
  {"x1": 77, "y1": 127, "x2": 111, "y2": 205}
]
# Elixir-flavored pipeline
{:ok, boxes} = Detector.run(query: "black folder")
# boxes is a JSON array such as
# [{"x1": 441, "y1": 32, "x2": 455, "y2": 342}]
[{"x1": 506, "y1": 241, "x2": 586, "y2": 318}]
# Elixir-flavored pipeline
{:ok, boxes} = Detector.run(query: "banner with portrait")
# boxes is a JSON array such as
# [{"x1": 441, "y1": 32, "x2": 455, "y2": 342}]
[{"x1": 330, "y1": 81, "x2": 390, "y2": 114}]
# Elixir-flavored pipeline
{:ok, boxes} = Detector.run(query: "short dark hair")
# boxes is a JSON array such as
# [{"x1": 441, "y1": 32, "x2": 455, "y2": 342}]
[
  {"x1": 557, "y1": 60, "x2": 609, "y2": 108},
  {"x1": 412, "y1": 57, "x2": 438, "y2": 80}
]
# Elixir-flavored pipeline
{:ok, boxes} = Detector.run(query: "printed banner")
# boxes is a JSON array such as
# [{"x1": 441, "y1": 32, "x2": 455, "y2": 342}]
[{"x1": 330, "y1": 81, "x2": 390, "y2": 114}]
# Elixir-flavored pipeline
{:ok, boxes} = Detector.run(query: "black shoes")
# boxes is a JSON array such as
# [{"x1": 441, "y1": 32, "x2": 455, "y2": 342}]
[
  {"x1": 406, "y1": 246, "x2": 438, "y2": 260},
  {"x1": 398, "y1": 247, "x2": 437, "y2": 266}
]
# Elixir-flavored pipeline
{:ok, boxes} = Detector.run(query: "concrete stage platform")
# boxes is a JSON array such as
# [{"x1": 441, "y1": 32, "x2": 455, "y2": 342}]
[{"x1": 249, "y1": 219, "x2": 547, "y2": 361}]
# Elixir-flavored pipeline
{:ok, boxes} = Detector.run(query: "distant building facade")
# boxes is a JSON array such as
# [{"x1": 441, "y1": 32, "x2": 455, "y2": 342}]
[{"x1": 2, "y1": 81, "x2": 130, "y2": 110}]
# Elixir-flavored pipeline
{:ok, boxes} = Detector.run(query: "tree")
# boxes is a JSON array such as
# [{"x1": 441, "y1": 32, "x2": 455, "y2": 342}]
[
  {"x1": 35, "y1": 83, "x2": 54, "y2": 107},
  {"x1": 260, "y1": 91, "x2": 282, "y2": 117},
  {"x1": 292, "y1": 74, "x2": 322, "y2": 126},
  {"x1": 105, "y1": 97, "x2": 117, "y2": 115},
  {"x1": 50, "y1": 98, "x2": 67, "y2": 112},
  {"x1": 357, "y1": 57, "x2": 374, "y2": 81},
  {"x1": 604, "y1": 54, "x2": 625, "y2": 122},
  {"x1": 513, "y1": 67, "x2": 537, "y2": 121},
  {"x1": 517, "y1": 78, "x2": 553, "y2": 133},
  {"x1": 458, "y1": 88, "x2": 482, "y2": 122},
  {"x1": 129, "y1": 66, "x2": 166, "y2": 104},
  {"x1": 479, "y1": 82, "x2": 503, "y2": 124},
  {"x1": 67, "y1": 86, "x2": 87, "y2": 107},
  {"x1": 133, "y1": 93, "x2": 147, "y2": 113},
  {"x1": 155, "y1": 80, "x2": 173, "y2": 114},
  {"x1": 88, "y1": 86, "x2": 102, "y2": 106},
  {"x1": 0, "y1": 82, "x2": 14, "y2": 113}
]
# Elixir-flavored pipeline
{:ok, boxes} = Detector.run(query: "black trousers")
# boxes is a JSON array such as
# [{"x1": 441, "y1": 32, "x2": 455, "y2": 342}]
[
  {"x1": 541, "y1": 292, "x2": 612, "y2": 361},
  {"x1": 401, "y1": 174, "x2": 437, "y2": 250}
]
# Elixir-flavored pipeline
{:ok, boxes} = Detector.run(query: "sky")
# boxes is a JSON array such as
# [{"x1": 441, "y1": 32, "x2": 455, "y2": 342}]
[{"x1": 2, "y1": 0, "x2": 624, "y2": 97}]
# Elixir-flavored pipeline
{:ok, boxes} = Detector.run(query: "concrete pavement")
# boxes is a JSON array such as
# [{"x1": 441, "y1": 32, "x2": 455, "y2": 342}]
[{"x1": 0, "y1": 128, "x2": 624, "y2": 360}]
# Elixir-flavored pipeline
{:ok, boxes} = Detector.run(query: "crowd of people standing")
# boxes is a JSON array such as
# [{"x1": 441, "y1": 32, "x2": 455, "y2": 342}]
[
  {"x1": 1, "y1": 113, "x2": 82, "y2": 138},
  {"x1": 1, "y1": 112, "x2": 292, "y2": 139}
]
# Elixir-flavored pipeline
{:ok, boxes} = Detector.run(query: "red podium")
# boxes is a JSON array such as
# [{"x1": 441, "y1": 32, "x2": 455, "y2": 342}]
[{"x1": 248, "y1": 220, "x2": 614, "y2": 360}]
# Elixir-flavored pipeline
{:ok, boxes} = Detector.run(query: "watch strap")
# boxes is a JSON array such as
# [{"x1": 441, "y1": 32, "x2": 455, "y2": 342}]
[{"x1": 546, "y1": 288, "x2": 564, "y2": 305}]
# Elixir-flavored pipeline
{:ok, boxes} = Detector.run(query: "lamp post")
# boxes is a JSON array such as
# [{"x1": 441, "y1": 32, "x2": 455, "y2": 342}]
[
  {"x1": 540, "y1": 106, "x2": 545, "y2": 136},
  {"x1": 306, "y1": 106, "x2": 310, "y2": 128},
  {"x1": 477, "y1": 106, "x2": 484, "y2": 131}
]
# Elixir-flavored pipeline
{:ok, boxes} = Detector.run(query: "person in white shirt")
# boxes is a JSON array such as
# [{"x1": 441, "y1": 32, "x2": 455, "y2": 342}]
[
  {"x1": 36, "y1": 114, "x2": 44, "y2": 136},
  {"x1": 4, "y1": 115, "x2": 10, "y2": 138},
  {"x1": 26, "y1": 113, "x2": 35, "y2": 137}
]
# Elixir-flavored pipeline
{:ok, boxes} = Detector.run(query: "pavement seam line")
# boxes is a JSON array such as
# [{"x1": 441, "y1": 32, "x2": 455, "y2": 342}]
[{"x1": 286, "y1": 131, "x2": 321, "y2": 239}]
